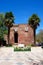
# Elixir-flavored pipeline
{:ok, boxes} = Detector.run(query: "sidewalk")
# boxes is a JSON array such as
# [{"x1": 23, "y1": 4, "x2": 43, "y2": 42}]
[{"x1": 0, "y1": 47, "x2": 43, "y2": 65}]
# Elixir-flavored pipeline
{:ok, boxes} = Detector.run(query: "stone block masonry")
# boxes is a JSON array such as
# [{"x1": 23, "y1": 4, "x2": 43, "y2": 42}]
[{"x1": 4, "y1": 24, "x2": 34, "y2": 45}]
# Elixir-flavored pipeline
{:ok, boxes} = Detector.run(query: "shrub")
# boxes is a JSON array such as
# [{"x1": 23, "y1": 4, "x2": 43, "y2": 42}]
[
  {"x1": 6, "y1": 44, "x2": 12, "y2": 47},
  {"x1": 31, "y1": 44, "x2": 35, "y2": 46},
  {"x1": 0, "y1": 38, "x2": 6, "y2": 46},
  {"x1": 14, "y1": 46, "x2": 31, "y2": 51},
  {"x1": 28, "y1": 44, "x2": 35, "y2": 47}
]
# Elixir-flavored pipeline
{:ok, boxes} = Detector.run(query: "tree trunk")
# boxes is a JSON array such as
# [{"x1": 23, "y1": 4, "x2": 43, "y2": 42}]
[
  {"x1": 34, "y1": 29, "x2": 36, "y2": 45},
  {"x1": 8, "y1": 27, "x2": 10, "y2": 45}
]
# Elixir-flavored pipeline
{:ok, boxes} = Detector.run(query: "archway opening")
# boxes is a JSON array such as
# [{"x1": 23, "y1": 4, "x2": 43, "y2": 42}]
[{"x1": 14, "y1": 32, "x2": 18, "y2": 43}]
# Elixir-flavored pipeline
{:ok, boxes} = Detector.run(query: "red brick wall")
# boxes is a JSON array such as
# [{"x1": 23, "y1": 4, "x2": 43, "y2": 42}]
[
  {"x1": 5, "y1": 24, "x2": 34, "y2": 45},
  {"x1": 18, "y1": 24, "x2": 34, "y2": 45}
]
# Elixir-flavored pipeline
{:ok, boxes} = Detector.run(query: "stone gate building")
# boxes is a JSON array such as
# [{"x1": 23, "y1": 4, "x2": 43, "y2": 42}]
[{"x1": 5, "y1": 24, "x2": 34, "y2": 45}]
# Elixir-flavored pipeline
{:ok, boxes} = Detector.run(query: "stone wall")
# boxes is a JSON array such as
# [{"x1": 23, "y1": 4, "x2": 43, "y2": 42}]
[{"x1": 5, "y1": 24, "x2": 34, "y2": 45}]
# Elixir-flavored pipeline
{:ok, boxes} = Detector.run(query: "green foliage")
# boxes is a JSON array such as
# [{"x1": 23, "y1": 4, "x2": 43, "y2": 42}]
[
  {"x1": 0, "y1": 13, "x2": 7, "y2": 39},
  {"x1": 14, "y1": 46, "x2": 31, "y2": 51},
  {"x1": 4, "y1": 12, "x2": 14, "y2": 45},
  {"x1": 6, "y1": 44, "x2": 12, "y2": 47},
  {"x1": 28, "y1": 14, "x2": 40, "y2": 29},
  {"x1": 4, "y1": 12, "x2": 14, "y2": 27},
  {"x1": 5, "y1": 12, "x2": 14, "y2": 18},
  {"x1": 36, "y1": 30, "x2": 43, "y2": 43},
  {"x1": 28, "y1": 14, "x2": 40, "y2": 45},
  {"x1": 27, "y1": 44, "x2": 35, "y2": 47}
]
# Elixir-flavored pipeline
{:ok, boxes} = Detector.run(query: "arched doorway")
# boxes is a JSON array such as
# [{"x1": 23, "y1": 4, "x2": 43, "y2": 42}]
[{"x1": 14, "y1": 32, "x2": 18, "y2": 43}]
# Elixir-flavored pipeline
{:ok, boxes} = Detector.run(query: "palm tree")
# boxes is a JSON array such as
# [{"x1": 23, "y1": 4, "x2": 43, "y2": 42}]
[
  {"x1": 28, "y1": 14, "x2": 40, "y2": 45},
  {"x1": 4, "y1": 12, "x2": 14, "y2": 45}
]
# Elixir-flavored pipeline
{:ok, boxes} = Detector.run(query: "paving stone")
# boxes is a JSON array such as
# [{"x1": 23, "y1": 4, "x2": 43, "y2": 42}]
[{"x1": 0, "y1": 47, "x2": 43, "y2": 65}]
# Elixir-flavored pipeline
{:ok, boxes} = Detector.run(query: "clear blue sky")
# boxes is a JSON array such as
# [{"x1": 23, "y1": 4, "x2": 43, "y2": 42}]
[{"x1": 0, "y1": 0, "x2": 43, "y2": 34}]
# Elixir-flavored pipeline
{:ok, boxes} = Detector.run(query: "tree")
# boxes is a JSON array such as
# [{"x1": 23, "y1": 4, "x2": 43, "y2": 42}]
[
  {"x1": 36, "y1": 30, "x2": 43, "y2": 43},
  {"x1": 4, "y1": 12, "x2": 14, "y2": 45},
  {"x1": 0, "y1": 14, "x2": 7, "y2": 39},
  {"x1": 28, "y1": 14, "x2": 40, "y2": 45}
]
